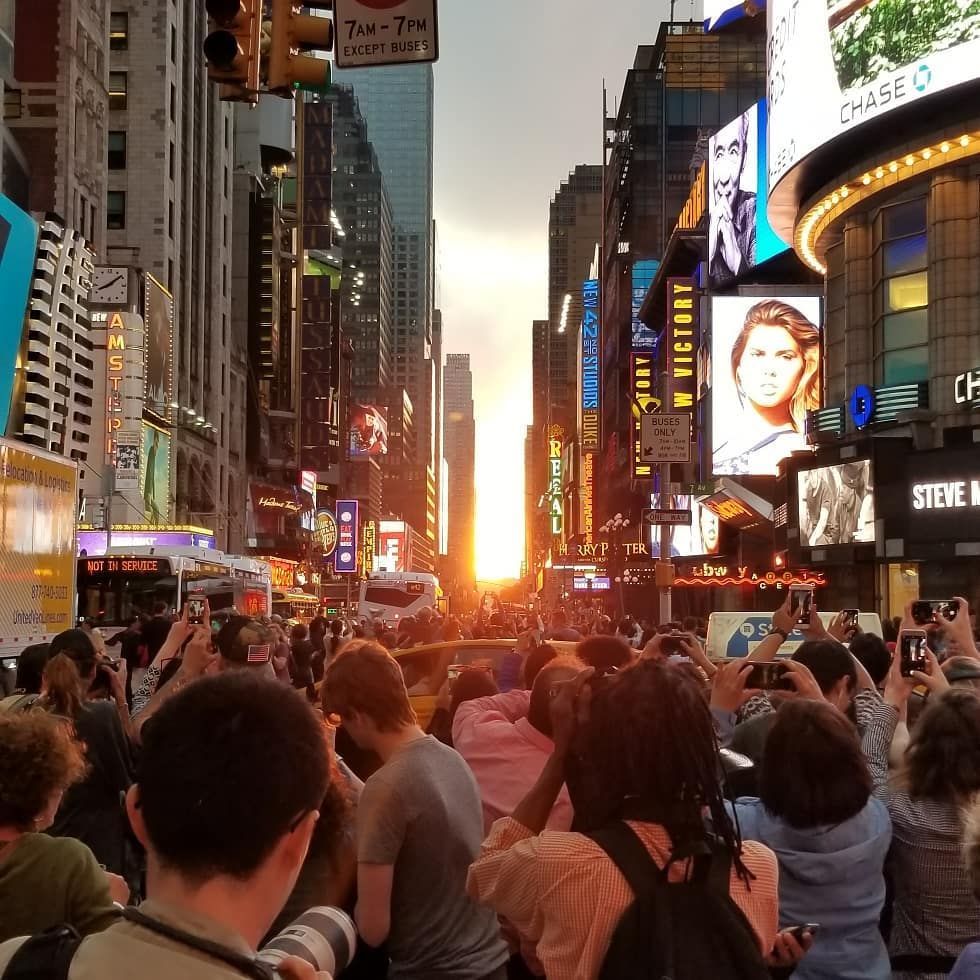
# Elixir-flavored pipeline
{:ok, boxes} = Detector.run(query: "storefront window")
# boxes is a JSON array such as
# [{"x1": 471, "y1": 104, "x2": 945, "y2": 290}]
[{"x1": 875, "y1": 198, "x2": 927, "y2": 386}]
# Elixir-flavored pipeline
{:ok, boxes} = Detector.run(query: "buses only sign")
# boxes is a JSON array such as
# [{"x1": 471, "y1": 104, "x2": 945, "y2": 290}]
[
  {"x1": 334, "y1": 0, "x2": 439, "y2": 68},
  {"x1": 640, "y1": 413, "x2": 692, "y2": 464}
]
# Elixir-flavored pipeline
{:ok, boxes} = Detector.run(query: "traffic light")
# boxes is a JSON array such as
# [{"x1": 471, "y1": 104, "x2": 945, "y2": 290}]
[
  {"x1": 267, "y1": 0, "x2": 333, "y2": 95},
  {"x1": 204, "y1": 0, "x2": 261, "y2": 102}
]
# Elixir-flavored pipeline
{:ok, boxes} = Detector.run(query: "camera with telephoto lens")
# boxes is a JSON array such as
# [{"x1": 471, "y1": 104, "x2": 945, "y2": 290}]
[
  {"x1": 257, "y1": 907, "x2": 357, "y2": 978},
  {"x1": 660, "y1": 631, "x2": 688, "y2": 656}
]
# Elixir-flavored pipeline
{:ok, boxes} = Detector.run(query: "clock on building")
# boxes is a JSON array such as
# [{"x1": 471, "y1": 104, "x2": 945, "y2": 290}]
[{"x1": 91, "y1": 266, "x2": 129, "y2": 306}]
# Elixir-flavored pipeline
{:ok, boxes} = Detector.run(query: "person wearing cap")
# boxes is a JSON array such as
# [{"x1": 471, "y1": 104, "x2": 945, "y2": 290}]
[{"x1": 132, "y1": 617, "x2": 277, "y2": 738}]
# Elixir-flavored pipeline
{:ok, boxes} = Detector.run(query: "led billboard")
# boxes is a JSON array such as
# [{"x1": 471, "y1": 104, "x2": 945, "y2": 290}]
[
  {"x1": 144, "y1": 274, "x2": 174, "y2": 424},
  {"x1": 631, "y1": 260, "x2": 660, "y2": 349},
  {"x1": 797, "y1": 460, "x2": 875, "y2": 545},
  {"x1": 768, "y1": 0, "x2": 980, "y2": 190},
  {"x1": 645, "y1": 496, "x2": 722, "y2": 558},
  {"x1": 348, "y1": 403, "x2": 389, "y2": 457},
  {"x1": 709, "y1": 101, "x2": 789, "y2": 286},
  {"x1": 705, "y1": 0, "x2": 765, "y2": 32},
  {"x1": 140, "y1": 423, "x2": 171, "y2": 525},
  {"x1": 711, "y1": 295, "x2": 822, "y2": 476}
]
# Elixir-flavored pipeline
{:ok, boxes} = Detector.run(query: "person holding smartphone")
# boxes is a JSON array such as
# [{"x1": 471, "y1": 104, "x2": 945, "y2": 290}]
[{"x1": 863, "y1": 636, "x2": 980, "y2": 977}]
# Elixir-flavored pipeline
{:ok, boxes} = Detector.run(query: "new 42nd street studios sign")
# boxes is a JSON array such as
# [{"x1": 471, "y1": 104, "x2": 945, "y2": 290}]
[
  {"x1": 333, "y1": 0, "x2": 439, "y2": 68},
  {"x1": 640, "y1": 413, "x2": 692, "y2": 463}
]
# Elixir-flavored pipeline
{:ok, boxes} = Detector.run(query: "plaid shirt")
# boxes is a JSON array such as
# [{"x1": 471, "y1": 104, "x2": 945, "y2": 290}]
[
  {"x1": 467, "y1": 817, "x2": 779, "y2": 980},
  {"x1": 863, "y1": 698, "x2": 980, "y2": 980}
]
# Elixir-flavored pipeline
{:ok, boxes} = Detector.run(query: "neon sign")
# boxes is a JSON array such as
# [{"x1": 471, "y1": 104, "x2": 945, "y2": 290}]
[
  {"x1": 105, "y1": 312, "x2": 127, "y2": 463},
  {"x1": 581, "y1": 279, "x2": 600, "y2": 450},
  {"x1": 667, "y1": 278, "x2": 698, "y2": 411},
  {"x1": 548, "y1": 425, "x2": 564, "y2": 537},
  {"x1": 673, "y1": 565, "x2": 827, "y2": 588},
  {"x1": 631, "y1": 353, "x2": 660, "y2": 478}
]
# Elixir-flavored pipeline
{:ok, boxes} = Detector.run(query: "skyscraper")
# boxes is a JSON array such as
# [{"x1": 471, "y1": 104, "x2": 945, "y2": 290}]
[
  {"x1": 103, "y1": 2, "x2": 242, "y2": 546},
  {"x1": 443, "y1": 353, "x2": 475, "y2": 589},
  {"x1": 334, "y1": 64, "x2": 435, "y2": 468},
  {"x1": 327, "y1": 84, "x2": 394, "y2": 398},
  {"x1": 548, "y1": 165, "x2": 603, "y2": 429}
]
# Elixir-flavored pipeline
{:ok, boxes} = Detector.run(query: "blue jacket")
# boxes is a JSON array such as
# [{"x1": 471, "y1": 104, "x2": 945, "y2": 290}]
[{"x1": 729, "y1": 797, "x2": 892, "y2": 980}]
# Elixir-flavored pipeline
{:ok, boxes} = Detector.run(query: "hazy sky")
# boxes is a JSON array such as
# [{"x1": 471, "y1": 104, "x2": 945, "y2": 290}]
[{"x1": 432, "y1": 0, "x2": 684, "y2": 579}]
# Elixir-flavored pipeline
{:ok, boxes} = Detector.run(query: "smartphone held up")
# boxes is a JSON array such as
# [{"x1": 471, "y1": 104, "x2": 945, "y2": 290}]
[
  {"x1": 900, "y1": 630, "x2": 929, "y2": 678},
  {"x1": 790, "y1": 586, "x2": 814, "y2": 626}
]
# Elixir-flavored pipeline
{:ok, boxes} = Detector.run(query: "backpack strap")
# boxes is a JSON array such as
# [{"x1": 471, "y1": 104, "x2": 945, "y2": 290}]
[
  {"x1": 2, "y1": 926, "x2": 81, "y2": 980},
  {"x1": 586, "y1": 821, "x2": 666, "y2": 898}
]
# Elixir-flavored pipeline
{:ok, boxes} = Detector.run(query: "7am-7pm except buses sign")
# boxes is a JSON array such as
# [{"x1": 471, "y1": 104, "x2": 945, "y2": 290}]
[{"x1": 334, "y1": 0, "x2": 438, "y2": 68}]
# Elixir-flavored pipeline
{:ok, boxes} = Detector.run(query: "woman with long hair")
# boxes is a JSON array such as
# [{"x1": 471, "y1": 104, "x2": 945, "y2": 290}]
[
  {"x1": 468, "y1": 659, "x2": 783, "y2": 979},
  {"x1": 731, "y1": 699, "x2": 891, "y2": 979},
  {"x1": 713, "y1": 300, "x2": 821, "y2": 476},
  {"x1": 865, "y1": 643, "x2": 980, "y2": 979},
  {"x1": 0, "y1": 711, "x2": 125, "y2": 941},
  {"x1": 37, "y1": 631, "x2": 134, "y2": 879}
]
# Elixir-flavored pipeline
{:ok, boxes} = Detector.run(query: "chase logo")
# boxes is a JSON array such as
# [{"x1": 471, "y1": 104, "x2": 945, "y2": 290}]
[{"x1": 913, "y1": 64, "x2": 932, "y2": 93}]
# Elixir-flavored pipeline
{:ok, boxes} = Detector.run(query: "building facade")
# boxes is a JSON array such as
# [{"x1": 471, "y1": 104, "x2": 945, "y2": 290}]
[
  {"x1": 443, "y1": 353, "x2": 476, "y2": 590},
  {"x1": 103, "y1": 0, "x2": 241, "y2": 548}
]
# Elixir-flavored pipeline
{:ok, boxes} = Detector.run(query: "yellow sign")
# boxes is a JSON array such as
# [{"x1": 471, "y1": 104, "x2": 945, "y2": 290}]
[
  {"x1": 676, "y1": 162, "x2": 707, "y2": 232},
  {"x1": 548, "y1": 425, "x2": 564, "y2": 537},
  {"x1": 0, "y1": 439, "x2": 77, "y2": 642}
]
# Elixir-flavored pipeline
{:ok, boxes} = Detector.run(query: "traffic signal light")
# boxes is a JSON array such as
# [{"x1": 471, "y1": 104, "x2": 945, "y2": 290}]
[
  {"x1": 204, "y1": 0, "x2": 261, "y2": 102},
  {"x1": 267, "y1": 0, "x2": 333, "y2": 94}
]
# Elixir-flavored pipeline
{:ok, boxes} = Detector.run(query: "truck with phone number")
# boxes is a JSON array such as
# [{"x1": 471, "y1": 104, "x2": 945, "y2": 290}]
[{"x1": 0, "y1": 437, "x2": 79, "y2": 694}]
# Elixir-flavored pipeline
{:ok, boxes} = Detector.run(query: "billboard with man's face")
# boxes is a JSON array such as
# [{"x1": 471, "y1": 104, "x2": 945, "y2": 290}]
[
  {"x1": 711, "y1": 295, "x2": 822, "y2": 477},
  {"x1": 140, "y1": 422, "x2": 171, "y2": 525},
  {"x1": 144, "y1": 274, "x2": 174, "y2": 423},
  {"x1": 767, "y1": 0, "x2": 980, "y2": 192},
  {"x1": 709, "y1": 102, "x2": 788, "y2": 286}
]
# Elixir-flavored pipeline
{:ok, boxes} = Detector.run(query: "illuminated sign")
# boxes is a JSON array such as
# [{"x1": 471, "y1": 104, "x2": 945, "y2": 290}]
[
  {"x1": 263, "y1": 557, "x2": 298, "y2": 590},
  {"x1": 77, "y1": 529, "x2": 215, "y2": 556},
  {"x1": 362, "y1": 520, "x2": 377, "y2": 574},
  {"x1": 767, "y1": 0, "x2": 980, "y2": 194},
  {"x1": 379, "y1": 519, "x2": 408, "y2": 572},
  {"x1": 676, "y1": 162, "x2": 707, "y2": 232},
  {"x1": 81, "y1": 557, "x2": 169, "y2": 576},
  {"x1": 631, "y1": 260, "x2": 660, "y2": 349},
  {"x1": 955, "y1": 368, "x2": 980, "y2": 408},
  {"x1": 548, "y1": 425, "x2": 564, "y2": 537},
  {"x1": 334, "y1": 500, "x2": 358, "y2": 574},
  {"x1": 581, "y1": 279, "x2": 600, "y2": 451},
  {"x1": 631, "y1": 352, "x2": 661, "y2": 479},
  {"x1": 300, "y1": 470, "x2": 317, "y2": 496},
  {"x1": 911, "y1": 479, "x2": 980, "y2": 512},
  {"x1": 258, "y1": 496, "x2": 304, "y2": 514},
  {"x1": 581, "y1": 449, "x2": 594, "y2": 546},
  {"x1": 105, "y1": 313, "x2": 126, "y2": 463},
  {"x1": 673, "y1": 564, "x2": 827, "y2": 588},
  {"x1": 144, "y1": 274, "x2": 175, "y2": 424},
  {"x1": 314, "y1": 509, "x2": 338, "y2": 557},
  {"x1": 849, "y1": 384, "x2": 875, "y2": 429},
  {"x1": 666, "y1": 278, "x2": 699, "y2": 411}
]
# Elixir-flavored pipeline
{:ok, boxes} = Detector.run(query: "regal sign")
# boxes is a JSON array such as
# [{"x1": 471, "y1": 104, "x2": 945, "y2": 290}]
[{"x1": 548, "y1": 425, "x2": 564, "y2": 537}]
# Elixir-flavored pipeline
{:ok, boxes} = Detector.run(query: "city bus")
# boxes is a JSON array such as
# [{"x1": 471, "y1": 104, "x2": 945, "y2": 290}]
[
  {"x1": 357, "y1": 571, "x2": 439, "y2": 627},
  {"x1": 76, "y1": 548, "x2": 272, "y2": 636}
]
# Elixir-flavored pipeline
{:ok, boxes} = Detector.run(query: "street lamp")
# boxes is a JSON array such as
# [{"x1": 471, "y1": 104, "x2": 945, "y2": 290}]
[{"x1": 600, "y1": 514, "x2": 632, "y2": 618}]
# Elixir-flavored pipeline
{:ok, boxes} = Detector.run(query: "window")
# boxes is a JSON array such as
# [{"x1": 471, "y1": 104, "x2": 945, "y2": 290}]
[
  {"x1": 168, "y1": 200, "x2": 174, "y2": 239},
  {"x1": 108, "y1": 131, "x2": 126, "y2": 169},
  {"x1": 875, "y1": 198, "x2": 928, "y2": 386},
  {"x1": 170, "y1": 25, "x2": 177, "y2": 63},
  {"x1": 107, "y1": 191, "x2": 125, "y2": 229},
  {"x1": 108, "y1": 72, "x2": 127, "y2": 110},
  {"x1": 109, "y1": 13, "x2": 128, "y2": 50}
]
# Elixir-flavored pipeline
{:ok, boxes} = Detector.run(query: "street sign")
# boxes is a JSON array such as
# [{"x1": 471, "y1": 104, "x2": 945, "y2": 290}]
[
  {"x1": 642, "y1": 507, "x2": 691, "y2": 526},
  {"x1": 640, "y1": 413, "x2": 692, "y2": 463},
  {"x1": 684, "y1": 481, "x2": 716, "y2": 496},
  {"x1": 333, "y1": 0, "x2": 438, "y2": 68}
]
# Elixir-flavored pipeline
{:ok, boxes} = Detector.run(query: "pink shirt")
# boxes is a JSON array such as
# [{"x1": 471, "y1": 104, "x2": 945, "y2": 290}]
[{"x1": 452, "y1": 690, "x2": 574, "y2": 833}]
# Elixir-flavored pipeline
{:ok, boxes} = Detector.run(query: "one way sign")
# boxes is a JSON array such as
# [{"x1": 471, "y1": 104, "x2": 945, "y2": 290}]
[{"x1": 640, "y1": 413, "x2": 691, "y2": 463}]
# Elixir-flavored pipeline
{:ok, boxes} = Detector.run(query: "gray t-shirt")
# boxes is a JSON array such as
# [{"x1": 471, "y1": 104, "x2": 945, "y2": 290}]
[{"x1": 358, "y1": 735, "x2": 507, "y2": 980}]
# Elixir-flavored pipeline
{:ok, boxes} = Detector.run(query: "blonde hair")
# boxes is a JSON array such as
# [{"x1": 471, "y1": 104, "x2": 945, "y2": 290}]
[{"x1": 731, "y1": 300, "x2": 821, "y2": 432}]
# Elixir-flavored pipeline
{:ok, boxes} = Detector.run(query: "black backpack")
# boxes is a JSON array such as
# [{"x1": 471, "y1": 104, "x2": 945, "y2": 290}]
[
  {"x1": 1, "y1": 926, "x2": 81, "y2": 980},
  {"x1": 586, "y1": 822, "x2": 770, "y2": 980}
]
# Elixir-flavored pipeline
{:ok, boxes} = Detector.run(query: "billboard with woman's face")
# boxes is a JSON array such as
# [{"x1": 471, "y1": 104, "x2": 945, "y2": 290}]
[{"x1": 711, "y1": 295, "x2": 822, "y2": 476}]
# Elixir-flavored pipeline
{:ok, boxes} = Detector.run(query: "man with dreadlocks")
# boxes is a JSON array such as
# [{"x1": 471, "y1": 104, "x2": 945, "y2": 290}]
[{"x1": 467, "y1": 658, "x2": 784, "y2": 980}]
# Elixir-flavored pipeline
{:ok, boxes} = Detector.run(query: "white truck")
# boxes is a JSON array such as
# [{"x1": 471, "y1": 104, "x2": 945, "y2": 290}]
[{"x1": 0, "y1": 437, "x2": 78, "y2": 694}]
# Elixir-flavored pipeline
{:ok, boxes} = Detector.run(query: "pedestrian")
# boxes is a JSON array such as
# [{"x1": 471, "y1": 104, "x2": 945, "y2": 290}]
[{"x1": 323, "y1": 641, "x2": 509, "y2": 979}]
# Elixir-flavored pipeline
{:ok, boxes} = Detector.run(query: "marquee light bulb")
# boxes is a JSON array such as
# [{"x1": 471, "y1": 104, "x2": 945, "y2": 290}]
[
  {"x1": 905, "y1": 155, "x2": 915, "y2": 165},
  {"x1": 923, "y1": 148, "x2": 932, "y2": 159},
  {"x1": 875, "y1": 168, "x2": 884, "y2": 178},
  {"x1": 888, "y1": 161, "x2": 898, "y2": 172},
  {"x1": 941, "y1": 142, "x2": 950, "y2": 153},
  {"x1": 961, "y1": 135, "x2": 970, "y2": 147},
  {"x1": 841, "y1": 187, "x2": 849, "y2": 198}
]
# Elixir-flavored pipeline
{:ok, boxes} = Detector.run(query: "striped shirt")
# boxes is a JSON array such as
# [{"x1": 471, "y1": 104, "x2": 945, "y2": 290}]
[
  {"x1": 467, "y1": 816, "x2": 779, "y2": 980},
  {"x1": 862, "y1": 697, "x2": 980, "y2": 980}
]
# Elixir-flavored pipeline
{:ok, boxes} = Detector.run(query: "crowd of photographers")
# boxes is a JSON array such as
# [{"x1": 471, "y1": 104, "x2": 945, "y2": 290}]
[{"x1": 0, "y1": 591, "x2": 979, "y2": 980}]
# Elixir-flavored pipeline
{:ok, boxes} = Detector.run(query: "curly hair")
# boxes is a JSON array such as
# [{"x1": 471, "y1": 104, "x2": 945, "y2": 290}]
[
  {"x1": 0, "y1": 711, "x2": 87, "y2": 828},
  {"x1": 565, "y1": 658, "x2": 752, "y2": 882},
  {"x1": 903, "y1": 688, "x2": 980, "y2": 803}
]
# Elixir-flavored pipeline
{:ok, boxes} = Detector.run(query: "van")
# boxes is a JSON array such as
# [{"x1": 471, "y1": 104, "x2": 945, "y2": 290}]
[{"x1": 706, "y1": 610, "x2": 883, "y2": 660}]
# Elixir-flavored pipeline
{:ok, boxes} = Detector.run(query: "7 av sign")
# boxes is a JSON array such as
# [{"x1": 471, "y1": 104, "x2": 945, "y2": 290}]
[{"x1": 334, "y1": 0, "x2": 439, "y2": 68}]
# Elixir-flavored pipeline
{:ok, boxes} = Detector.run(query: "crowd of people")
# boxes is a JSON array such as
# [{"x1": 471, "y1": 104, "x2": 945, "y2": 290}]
[{"x1": 0, "y1": 592, "x2": 979, "y2": 979}]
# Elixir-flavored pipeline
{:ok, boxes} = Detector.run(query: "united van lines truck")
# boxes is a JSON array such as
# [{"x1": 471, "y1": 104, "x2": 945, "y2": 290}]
[{"x1": 0, "y1": 437, "x2": 79, "y2": 692}]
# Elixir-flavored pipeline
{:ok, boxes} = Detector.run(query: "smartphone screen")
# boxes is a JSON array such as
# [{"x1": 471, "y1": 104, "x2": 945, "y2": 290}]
[
  {"x1": 843, "y1": 608, "x2": 860, "y2": 628},
  {"x1": 187, "y1": 597, "x2": 205, "y2": 626},
  {"x1": 900, "y1": 631, "x2": 929, "y2": 677},
  {"x1": 661, "y1": 633, "x2": 687, "y2": 656},
  {"x1": 791, "y1": 587, "x2": 813, "y2": 626},
  {"x1": 447, "y1": 664, "x2": 463, "y2": 691},
  {"x1": 746, "y1": 662, "x2": 793, "y2": 691}
]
